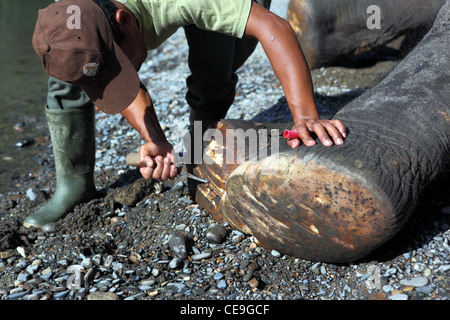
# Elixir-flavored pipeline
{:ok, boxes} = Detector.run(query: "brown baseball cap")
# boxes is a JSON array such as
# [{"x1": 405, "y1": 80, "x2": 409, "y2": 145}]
[{"x1": 32, "y1": 0, "x2": 140, "y2": 114}]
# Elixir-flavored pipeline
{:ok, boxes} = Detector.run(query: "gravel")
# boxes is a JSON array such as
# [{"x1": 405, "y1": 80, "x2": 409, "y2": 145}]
[{"x1": 0, "y1": 0, "x2": 448, "y2": 302}]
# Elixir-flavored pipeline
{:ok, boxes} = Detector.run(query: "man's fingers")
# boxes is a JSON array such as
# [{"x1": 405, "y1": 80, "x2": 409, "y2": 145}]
[
  {"x1": 286, "y1": 137, "x2": 301, "y2": 148},
  {"x1": 330, "y1": 119, "x2": 347, "y2": 138},
  {"x1": 151, "y1": 156, "x2": 164, "y2": 179},
  {"x1": 288, "y1": 119, "x2": 347, "y2": 149},
  {"x1": 142, "y1": 156, "x2": 154, "y2": 168},
  {"x1": 295, "y1": 125, "x2": 316, "y2": 146},
  {"x1": 140, "y1": 166, "x2": 154, "y2": 180},
  {"x1": 169, "y1": 164, "x2": 178, "y2": 179},
  {"x1": 160, "y1": 157, "x2": 173, "y2": 181},
  {"x1": 309, "y1": 122, "x2": 333, "y2": 147},
  {"x1": 321, "y1": 121, "x2": 344, "y2": 145}
]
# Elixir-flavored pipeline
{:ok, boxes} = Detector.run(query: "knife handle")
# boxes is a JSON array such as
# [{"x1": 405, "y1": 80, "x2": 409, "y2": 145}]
[{"x1": 126, "y1": 152, "x2": 142, "y2": 167}]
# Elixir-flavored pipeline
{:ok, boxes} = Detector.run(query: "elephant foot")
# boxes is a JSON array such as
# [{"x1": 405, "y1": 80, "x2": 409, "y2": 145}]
[
  {"x1": 220, "y1": 151, "x2": 395, "y2": 263},
  {"x1": 192, "y1": 119, "x2": 396, "y2": 263}
]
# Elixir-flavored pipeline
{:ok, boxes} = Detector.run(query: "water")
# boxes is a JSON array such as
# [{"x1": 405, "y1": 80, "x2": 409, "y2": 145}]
[{"x1": 0, "y1": 0, "x2": 52, "y2": 194}]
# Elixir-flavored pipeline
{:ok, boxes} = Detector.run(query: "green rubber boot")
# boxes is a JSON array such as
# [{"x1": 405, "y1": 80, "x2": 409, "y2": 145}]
[{"x1": 23, "y1": 106, "x2": 97, "y2": 228}]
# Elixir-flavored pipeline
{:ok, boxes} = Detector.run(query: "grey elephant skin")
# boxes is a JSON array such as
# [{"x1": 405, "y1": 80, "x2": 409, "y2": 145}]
[
  {"x1": 193, "y1": 1, "x2": 449, "y2": 263},
  {"x1": 288, "y1": 0, "x2": 446, "y2": 69}
]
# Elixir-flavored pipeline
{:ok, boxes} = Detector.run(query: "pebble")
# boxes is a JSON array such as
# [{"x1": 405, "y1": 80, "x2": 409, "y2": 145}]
[
  {"x1": 151, "y1": 268, "x2": 160, "y2": 277},
  {"x1": 213, "y1": 272, "x2": 224, "y2": 280},
  {"x1": 243, "y1": 271, "x2": 253, "y2": 282},
  {"x1": 205, "y1": 224, "x2": 228, "y2": 244},
  {"x1": 248, "y1": 278, "x2": 259, "y2": 289},
  {"x1": 217, "y1": 280, "x2": 227, "y2": 289},
  {"x1": 26, "y1": 188, "x2": 38, "y2": 201},
  {"x1": 168, "y1": 231, "x2": 189, "y2": 259},
  {"x1": 389, "y1": 293, "x2": 409, "y2": 300},
  {"x1": 271, "y1": 250, "x2": 281, "y2": 258},
  {"x1": 167, "y1": 283, "x2": 187, "y2": 294},
  {"x1": 169, "y1": 257, "x2": 182, "y2": 269},
  {"x1": 399, "y1": 277, "x2": 429, "y2": 287},
  {"x1": 140, "y1": 279, "x2": 156, "y2": 286},
  {"x1": 191, "y1": 252, "x2": 212, "y2": 261},
  {"x1": 86, "y1": 292, "x2": 120, "y2": 300}
]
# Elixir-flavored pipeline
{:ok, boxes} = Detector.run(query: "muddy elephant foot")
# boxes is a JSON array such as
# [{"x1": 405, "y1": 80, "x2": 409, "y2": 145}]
[
  {"x1": 192, "y1": 119, "x2": 398, "y2": 263},
  {"x1": 194, "y1": 2, "x2": 449, "y2": 262},
  {"x1": 220, "y1": 148, "x2": 396, "y2": 263}
]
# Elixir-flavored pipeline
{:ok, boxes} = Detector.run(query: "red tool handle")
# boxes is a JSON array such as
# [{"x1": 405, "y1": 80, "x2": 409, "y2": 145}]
[{"x1": 283, "y1": 130, "x2": 299, "y2": 139}]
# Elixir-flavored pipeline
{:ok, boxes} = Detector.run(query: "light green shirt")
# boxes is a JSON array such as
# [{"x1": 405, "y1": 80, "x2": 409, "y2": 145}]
[{"x1": 116, "y1": 0, "x2": 253, "y2": 50}]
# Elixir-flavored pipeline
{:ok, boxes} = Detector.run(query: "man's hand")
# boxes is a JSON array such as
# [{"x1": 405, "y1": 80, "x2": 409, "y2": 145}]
[
  {"x1": 138, "y1": 139, "x2": 178, "y2": 180},
  {"x1": 245, "y1": 3, "x2": 347, "y2": 149},
  {"x1": 287, "y1": 118, "x2": 347, "y2": 148},
  {"x1": 121, "y1": 84, "x2": 179, "y2": 180}
]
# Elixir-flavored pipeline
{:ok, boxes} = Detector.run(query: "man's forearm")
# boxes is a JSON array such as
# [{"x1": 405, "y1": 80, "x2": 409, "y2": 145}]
[
  {"x1": 244, "y1": 2, "x2": 318, "y2": 121},
  {"x1": 120, "y1": 83, "x2": 167, "y2": 143}
]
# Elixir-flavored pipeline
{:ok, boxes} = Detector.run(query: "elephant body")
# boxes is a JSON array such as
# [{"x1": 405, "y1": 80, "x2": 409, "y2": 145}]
[{"x1": 192, "y1": 2, "x2": 449, "y2": 263}]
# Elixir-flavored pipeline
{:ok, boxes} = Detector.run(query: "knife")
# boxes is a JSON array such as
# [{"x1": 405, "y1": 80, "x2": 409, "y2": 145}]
[{"x1": 125, "y1": 152, "x2": 209, "y2": 183}]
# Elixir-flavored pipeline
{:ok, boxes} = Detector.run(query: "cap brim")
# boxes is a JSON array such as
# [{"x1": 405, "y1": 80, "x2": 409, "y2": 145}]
[{"x1": 82, "y1": 42, "x2": 141, "y2": 114}]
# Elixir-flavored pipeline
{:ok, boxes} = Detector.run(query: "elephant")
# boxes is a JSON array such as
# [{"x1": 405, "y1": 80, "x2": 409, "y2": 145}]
[
  {"x1": 287, "y1": 0, "x2": 446, "y2": 69},
  {"x1": 191, "y1": 1, "x2": 449, "y2": 263}
]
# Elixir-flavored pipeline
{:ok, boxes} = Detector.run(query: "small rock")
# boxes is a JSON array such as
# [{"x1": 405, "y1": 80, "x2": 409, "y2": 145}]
[
  {"x1": 389, "y1": 293, "x2": 408, "y2": 300},
  {"x1": 124, "y1": 292, "x2": 146, "y2": 300},
  {"x1": 17, "y1": 272, "x2": 30, "y2": 282},
  {"x1": 140, "y1": 279, "x2": 156, "y2": 286},
  {"x1": 206, "y1": 224, "x2": 227, "y2": 244},
  {"x1": 54, "y1": 290, "x2": 70, "y2": 300},
  {"x1": 399, "y1": 277, "x2": 428, "y2": 287},
  {"x1": 168, "y1": 231, "x2": 189, "y2": 259},
  {"x1": 169, "y1": 257, "x2": 182, "y2": 269},
  {"x1": 247, "y1": 278, "x2": 259, "y2": 289},
  {"x1": 167, "y1": 282, "x2": 186, "y2": 294},
  {"x1": 217, "y1": 280, "x2": 227, "y2": 289},
  {"x1": 243, "y1": 271, "x2": 253, "y2": 282},
  {"x1": 92, "y1": 254, "x2": 102, "y2": 266},
  {"x1": 382, "y1": 284, "x2": 393, "y2": 293},
  {"x1": 7, "y1": 290, "x2": 29, "y2": 300},
  {"x1": 42, "y1": 223, "x2": 57, "y2": 234},
  {"x1": 239, "y1": 259, "x2": 250, "y2": 269},
  {"x1": 213, "y1": 272, "x2": 224, "y2": 280},
  {"x1": 151, "y1": 268, "x2": 160, "y2": 277},
  {"x1": 415, "y1": 286, "x2": 433, "y2": 294},
  {"x1": 248, "y1": 262, "x2": 259, "y2": 271},
  {"x1": 191, "y1": 252, "x2": 212, "y2": 261},
  {"x1": 271, "y1": 250, "x2": 281, "y2": 258},
  {"x1": 193, "y1": 288, "x2": 206, "y2": 295},
  {"x1": 39, "y1": 271, "x2": 53, "y2": 282},
  {"x1": 86, "y1": 291, "x2": 119, "y2": 300},
  {"x1": 26, "y1": 188, "x2": 38, "y2": 201}
]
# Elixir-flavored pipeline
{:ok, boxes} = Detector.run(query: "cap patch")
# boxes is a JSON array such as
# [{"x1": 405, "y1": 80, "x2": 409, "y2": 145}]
[{"x1": 83, "y1": 62, "x2": 100, "y2": 77}]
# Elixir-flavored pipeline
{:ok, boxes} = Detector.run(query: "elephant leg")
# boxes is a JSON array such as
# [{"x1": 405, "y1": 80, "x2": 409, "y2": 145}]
[
  {"x1": 287, "y1": 0, "x2": 446, "y2": 69},
  {"x1": 195, "y1": 2, "x2": 450, "y2": 263}
]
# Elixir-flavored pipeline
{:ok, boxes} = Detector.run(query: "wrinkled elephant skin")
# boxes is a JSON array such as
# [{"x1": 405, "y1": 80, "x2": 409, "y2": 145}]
[
  {"x1": 193, "y1": 2, "x2": 449, "y2": 263},
  {"x1": 287, "y1": 0, "x2": 446, "y2": 69}
]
